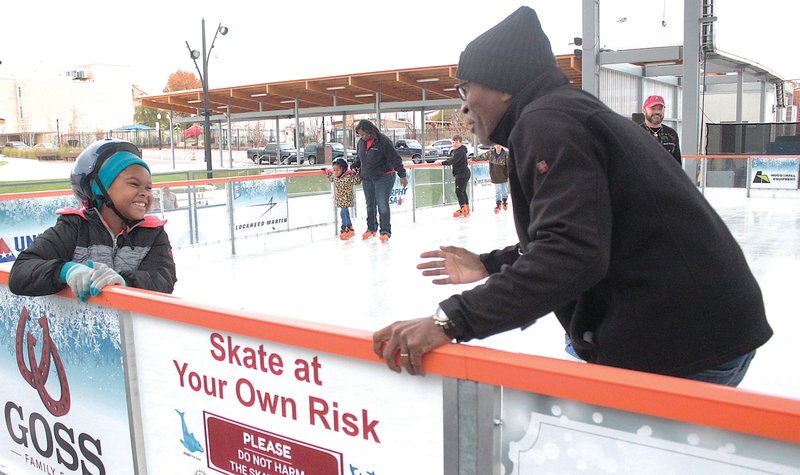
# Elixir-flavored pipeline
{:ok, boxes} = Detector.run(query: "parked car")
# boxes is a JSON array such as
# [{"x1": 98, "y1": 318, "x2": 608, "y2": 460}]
[
  {"x1": 476, "y1": 143, "x2": 493, "y2": 156},
  {"x1": 33, "y1": 143, "x2": 57, "y2": 149},
  {"x1": 430, "y1": 139, "x2": 454, "y2": 157},
  {"x1": 394, "y1": 139, "x2": 437, "y2": 164},
  {"x1": 429, "y1": 138, "x2": 475, "y2": 158},
  {"x1": 4, "y1": 141, "x2": 30, "y2": 149},
  {"x1": 302, "y1": 142, "x2": 356, "y2": 164},
  {"x1": 246, "y1": 143, "x2": 300, "y2": 165}
]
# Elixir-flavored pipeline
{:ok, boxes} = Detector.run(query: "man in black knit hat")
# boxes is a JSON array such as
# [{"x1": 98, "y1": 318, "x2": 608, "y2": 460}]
[{"x1": 372, "y1": 6, "x2": 771, "y2": 386}]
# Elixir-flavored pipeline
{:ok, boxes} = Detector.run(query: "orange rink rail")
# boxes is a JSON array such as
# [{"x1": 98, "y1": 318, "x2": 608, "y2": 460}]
[{"x1": 2, "y1": 269, "x2": 798, "y2": 445}]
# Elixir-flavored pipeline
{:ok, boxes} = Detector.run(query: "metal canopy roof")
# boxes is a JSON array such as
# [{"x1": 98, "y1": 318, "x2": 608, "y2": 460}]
[
  {"x1": 598, "y1": 46, "x2": 785, "y2": 86},
  {"x1": 140, "y1": 55, "x2": 582, "y2": 120}
]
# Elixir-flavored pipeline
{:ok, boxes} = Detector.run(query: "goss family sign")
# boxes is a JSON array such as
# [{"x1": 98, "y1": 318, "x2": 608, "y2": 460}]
[{"x1": 0, "y1": 289, "x2": 136, "y2": 475}]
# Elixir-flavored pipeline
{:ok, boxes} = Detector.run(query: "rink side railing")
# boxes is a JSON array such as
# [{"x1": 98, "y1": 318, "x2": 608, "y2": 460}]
[
  {"x1": 0, "y1": 163, "x2": 491, "y2": 257},
  {"x1": 684, "y1": 154, "x2": 800, "y2": 195},
  {"x1": 1, "y1": 156, "x2": 797, "y2": 258},
  {"x1": 1, "y1": 271, "x2": 799, "y2": 475}
]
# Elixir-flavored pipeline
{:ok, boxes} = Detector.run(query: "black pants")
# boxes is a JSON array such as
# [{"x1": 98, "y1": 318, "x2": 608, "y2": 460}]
[{"x1": 454, "y1": 174, "x2": 470, "y2": 206}]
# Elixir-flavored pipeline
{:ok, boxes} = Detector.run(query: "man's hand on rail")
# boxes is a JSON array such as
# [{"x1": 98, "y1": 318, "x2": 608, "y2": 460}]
[
  {"x1": 417, "y1": 245, "x2": 489, "y2": 285},
  {"x1": 372, "y1": 317, "x2": 451, "y2": 375}
]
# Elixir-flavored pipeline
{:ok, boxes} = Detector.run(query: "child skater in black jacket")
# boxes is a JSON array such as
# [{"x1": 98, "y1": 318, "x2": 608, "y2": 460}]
[
  {"x1": 9, "y1": 139, "x2": 177, "y2": 300},
  {"x1": 441, "y1": 135, "x2": 472, "y2": 217}
]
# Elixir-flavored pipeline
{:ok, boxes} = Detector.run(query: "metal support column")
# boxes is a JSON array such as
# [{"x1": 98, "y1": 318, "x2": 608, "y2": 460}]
[
  {"x1": 682, "y1": 0, "x2": 703, "y2": 181},
  {"x1": 227, "y1": 181, "x2": 236, "y2": 255},
  {"x1": 581, "y1": 0, "x2": 600, "y2": 98},
  {"x1": 443, "y1": 379, "x2": 501, "y2": 475},
  {"x1": 759, "y1": 77, "x2": 768, "y2": 123},
  {"x1": 169, "y1": 110, "x2": 176, "y2": 170},
  {"x1": 735, "y1": 66, "x2": 745, "y2": 153},
  {"x1": 227, "y1": 104, "x2": 233, "y2": 168},
  {"x1": 218, "y1": 120, "x2": 224, "y2": 168},
  {"x1": 344, "y1": 110, "x2": 357, "y2": 219},
  {"x1": 472, "y1": 133, "x2": 479, "y2": 210},
  {"x1": 736, "y1": 66, "x2": 745, "y2": 123},
  {"x1": 375, "y1": 91, "x2": 382, "y2": 130},
  {"x1": 294, "y1": 99, "x2": 301, "y2": 164}
]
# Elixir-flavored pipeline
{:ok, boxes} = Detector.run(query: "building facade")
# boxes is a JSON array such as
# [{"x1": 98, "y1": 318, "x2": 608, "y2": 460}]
[{"x1": 0, "y1": 64, "x2": 136, "y2": 146}]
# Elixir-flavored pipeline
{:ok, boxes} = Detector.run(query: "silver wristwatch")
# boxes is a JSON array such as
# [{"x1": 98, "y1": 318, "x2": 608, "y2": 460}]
[{"x1": 433, "y1": 306, "x2": 456, "y2": 331}]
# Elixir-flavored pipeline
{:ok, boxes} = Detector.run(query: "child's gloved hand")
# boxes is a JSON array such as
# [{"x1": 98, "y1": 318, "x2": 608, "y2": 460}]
[
  {"x1": 62, "y1": 261, "x2": 95, "y2": 302},
  {"x1": 89, "y1": 262, "x2": 127, "y2": 296}
]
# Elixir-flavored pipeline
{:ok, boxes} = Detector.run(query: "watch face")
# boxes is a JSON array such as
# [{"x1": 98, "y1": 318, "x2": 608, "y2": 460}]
[{"x1": 434, "y1": 307, "x2": 449, "y2": 322}]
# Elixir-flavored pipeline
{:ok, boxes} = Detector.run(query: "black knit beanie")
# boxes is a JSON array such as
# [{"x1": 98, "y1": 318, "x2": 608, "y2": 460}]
[{"x1": 457, "y1": 6, "x2": 557, "y2": 95}]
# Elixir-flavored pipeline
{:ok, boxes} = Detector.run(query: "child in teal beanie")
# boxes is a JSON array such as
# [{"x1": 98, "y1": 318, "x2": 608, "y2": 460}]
[{"x1": 9, "y1": 139, "x2": 177, "y2": 300}]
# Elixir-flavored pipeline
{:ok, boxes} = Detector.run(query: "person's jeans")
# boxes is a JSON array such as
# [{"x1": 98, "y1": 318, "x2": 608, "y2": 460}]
[
  {"x1": 455, "y1": 175, "x2": 470, "y2": 206},
  {"x1": 340, "y1": 207, "x2": 352, "y2": 228},
  {"x1": 494, "y1": 181, "x2": 509, "y2": 202},
  {"x1": 683, "y1": 350, "x2": 756, "y2": 387},
  {"x1": 564, "y1": 335, "x2": 755, "y2": 388},
  {"x1": 363, "y1": 173, "x2": 395, "y2": 235}
]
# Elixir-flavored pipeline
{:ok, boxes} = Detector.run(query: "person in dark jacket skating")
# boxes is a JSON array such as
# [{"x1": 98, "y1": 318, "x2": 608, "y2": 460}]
[
  {"x1": 441, "y1": 135, "x2": 472, "y2": 217},
  {"x1": 372, "y1": 7, "x2": 771, "y2": 386},
  {"x1": 9, "y1": 139, "x2": 177, "y2": 300},
  {"x1": 352, "y1": 119, "x2": 408, "y2": 242}
]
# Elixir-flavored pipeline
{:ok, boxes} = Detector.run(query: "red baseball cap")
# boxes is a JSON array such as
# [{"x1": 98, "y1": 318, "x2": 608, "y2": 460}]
[{"x1": 644, "y1": 95, "x2": 666, "y2": 108}]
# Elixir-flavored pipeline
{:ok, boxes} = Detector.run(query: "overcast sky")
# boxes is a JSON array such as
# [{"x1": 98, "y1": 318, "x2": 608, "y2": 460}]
[{"x1": 2, "y1": 0, "x2": 797, "y2": 94}]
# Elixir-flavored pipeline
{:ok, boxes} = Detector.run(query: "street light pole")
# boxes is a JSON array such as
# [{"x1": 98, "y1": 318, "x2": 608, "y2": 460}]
[
  {"x1": 200, "y1": 18, "x2": 212, "y2": 176},
  {"x1": 186, "y1": 19, "x2": 228, "y2": 178},
  {"x1": 156, "y1": 113, "x2": 162, "y2": 150}
]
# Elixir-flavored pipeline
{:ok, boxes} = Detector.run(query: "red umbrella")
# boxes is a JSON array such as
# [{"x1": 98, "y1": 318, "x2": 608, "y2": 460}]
[{"x1": 183, "y1": 124, "x2": 205, "y2": 139}]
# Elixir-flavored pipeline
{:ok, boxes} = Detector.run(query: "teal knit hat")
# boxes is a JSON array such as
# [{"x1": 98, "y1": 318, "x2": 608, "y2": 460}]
[{"x1": 90, "y1": 151, "x2": 150, "y2": 205}]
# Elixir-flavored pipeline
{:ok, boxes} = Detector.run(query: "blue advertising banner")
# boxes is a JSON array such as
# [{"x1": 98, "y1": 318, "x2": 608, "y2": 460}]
[
  {"x1": 389, "y1": 173, "x2": 412, "y2": 209},
  {"x1": 471, "y1": 163, "x2": 491, "y2": 188},
  {"x1": 0, "y1": 288, "x2": 136, "y2": 474},
  {"x1": 0, "y1": 196, "x2": 77, "y2": 265}
]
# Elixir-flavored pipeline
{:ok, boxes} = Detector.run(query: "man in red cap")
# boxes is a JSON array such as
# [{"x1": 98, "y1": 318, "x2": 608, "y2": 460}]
[{"x1": 641, "y1": 95, "x2": 681, "y2": 164}]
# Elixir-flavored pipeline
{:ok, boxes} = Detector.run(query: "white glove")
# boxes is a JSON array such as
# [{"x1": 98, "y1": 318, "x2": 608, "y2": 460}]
[
  {"x1": 89, "y1": 262, "x2": 126, "y2": 296},
  {"x1": 63, "y1": 261, "x2": 94, "y2": 302}
]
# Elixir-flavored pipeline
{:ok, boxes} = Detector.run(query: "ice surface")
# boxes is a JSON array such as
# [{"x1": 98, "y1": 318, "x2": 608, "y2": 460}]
[{"x1": 170, "y1": 188, "x2": 800, "y2": 400}]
